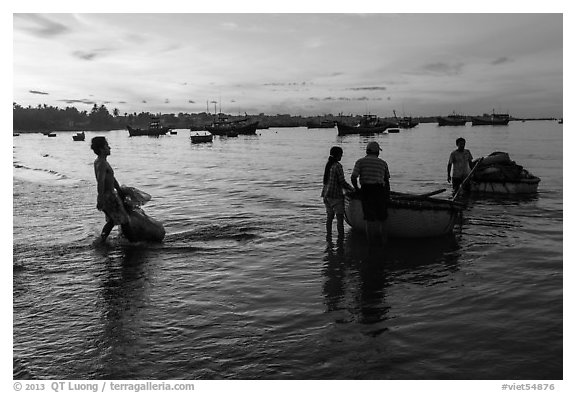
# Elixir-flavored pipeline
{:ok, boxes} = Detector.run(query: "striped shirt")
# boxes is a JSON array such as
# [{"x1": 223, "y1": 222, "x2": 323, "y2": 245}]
[
  {"x1": 321, "y1": 161, "x2": 353, "y2": 199},
  {"x1": 351, "y1": 155, "x2": 390, "y2": 186}
]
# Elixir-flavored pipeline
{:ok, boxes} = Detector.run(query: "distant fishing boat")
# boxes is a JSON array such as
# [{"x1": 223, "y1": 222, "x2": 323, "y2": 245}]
[
  {"x1": 437, "y1": 113, "x2": 467, "y2": 126},
  {"x1": 44, "y1": 132, "x2": 56, "y2": 137},
  {"x1": 72, "y1": 131, "x2": 85, "y2": 141},
  {"x1": 387, "y1": 127, "x2": 400, "y2": 133},
  {"x1": 306, "y1": 120, "x2": 336, "y2": 129},
  {"x1": 337, "y1": 114, "x2": 392, "y2": 136},
  {"x1": 471, "y1": 110, "x2": 510, "y2": 126},
  {"x1": 393, "y1": 110, "x2": 419, "y2": 128},
  {"x1": 204, "y1": 114, "x2": 258, "y2": 136},
  {"x1": 127, "y1": 118, "x2": 170, "y2": 136}
]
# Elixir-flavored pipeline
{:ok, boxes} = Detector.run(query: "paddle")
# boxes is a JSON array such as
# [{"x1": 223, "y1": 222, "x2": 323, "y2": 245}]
[
  {"x1": 419, "y1": 188, "x2": 446, "y2": 198},
  {"x1": 451, "y1": 158, "x2": 483, "y2": 201},
  {"x1": 391, "y1": 188, "x2": 446, "y2": 199}
]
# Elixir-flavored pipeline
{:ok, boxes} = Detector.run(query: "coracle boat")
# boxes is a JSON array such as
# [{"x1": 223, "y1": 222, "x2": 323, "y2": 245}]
[
  {"x1": 337, "y1": 114, "x2": 392, "y2": 136},
  {"x1": 344, "y1": 190, "x2": 463, "y2": 238},
  {"x1": 190, "y1": 131, "x2": 213, "y2": 144},
  {"x1": 204, "y1": 114, "x2": 258, "y2": 136},
  {"x1": 437, "y1": 113, "x2": 467, "y2": 126},
  {"x1": 72, "y1": 131, "x2": 85, "y2": 141},
  {"x1": 127, "y1": 118, "x2": 170, "y2": 136},
  {"x1": 469, "y1": 152, "x2": 540, "y2": 194},
  {"x1": 471, "y1": 111, "x2": 510, "y2": 126}
]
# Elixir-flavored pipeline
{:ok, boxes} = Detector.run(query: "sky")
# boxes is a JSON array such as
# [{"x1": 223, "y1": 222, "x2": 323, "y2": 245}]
[{"x1": 12, "y1": 12, "x2": 564, "y2": 118}]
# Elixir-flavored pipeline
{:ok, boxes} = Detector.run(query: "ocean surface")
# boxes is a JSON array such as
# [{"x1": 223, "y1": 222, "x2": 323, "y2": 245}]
[{"x1": 12, "y1": 121, "x2": 563, "y2": 380}]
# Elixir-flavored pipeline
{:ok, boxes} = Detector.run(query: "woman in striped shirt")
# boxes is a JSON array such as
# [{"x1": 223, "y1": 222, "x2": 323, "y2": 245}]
[{"x1": 321, "y1": 146, "x2": 354, "y2": 241}]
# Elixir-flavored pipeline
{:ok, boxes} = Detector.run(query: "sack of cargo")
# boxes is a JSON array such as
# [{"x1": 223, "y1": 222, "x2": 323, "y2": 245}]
[
  {"x1": 121, "y1": 207, "x2": 165, "y2": 242},
  {"x1": 120, "y1": 185, "x2": 152, "y2": 208},
  {"x1": 119, "y1": 185, "x2": 165, "y2": 242},
  {"x1": 479, "y1": 152, "x2": 511, "y2": 167}
]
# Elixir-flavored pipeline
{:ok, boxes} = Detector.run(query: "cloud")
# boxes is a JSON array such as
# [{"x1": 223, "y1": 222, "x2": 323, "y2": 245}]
[
  {"x1": 72, "y1": 51, "x2": 99, "y2": 61},
  {"x1": 421, "y1": 62, "x2": 464, "y2": 76},
  {"x1": 164, "y1": 99, "x2": 170, "y2": 104},
  {"x1": 309, "y1": 96, "x2": 382, "y2": 102},
  {"x1": 58, "y1": 99, "x2": 96, "y2": 105},
  {"x1": 29, "y1": 90, "x2": 49, "y2": 95},
  {"x1": 492, "y1": 57, "x2": 513, "y2": 65},
  {"x1": 14, "y1": 14, "x2": 69, "y2": 38},
  {"x1": 347, "y1": 87, "x2": 387, "y2": 91}
]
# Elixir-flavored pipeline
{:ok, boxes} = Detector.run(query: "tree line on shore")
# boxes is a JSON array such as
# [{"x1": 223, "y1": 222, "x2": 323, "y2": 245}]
[{"x1": 13, "y1": 102, "x2": 555, "y2": 133}]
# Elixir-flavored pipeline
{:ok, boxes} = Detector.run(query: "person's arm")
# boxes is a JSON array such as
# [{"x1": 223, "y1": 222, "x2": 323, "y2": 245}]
[
  {"x1": 351, "y1": 162, "x2": 360, "y2": 191},
  {"x1": 336, "y1": 164, "x2": 354, "y2": 192},
  {"x1": 447, "y1": 152, "x2": 453, "y2": 182},
  {"x1": 384, "y1": 165, "x2": 391, "y2": 200},
  {"x1": 113, "y1": 177, "x2": 125, "y2": 199},
  {"x1": 468, "y1": 150, "x2": 474, "y2": 169},
  {"x1": 95, "y1": 162, "x2": 106, "y2": 210}
]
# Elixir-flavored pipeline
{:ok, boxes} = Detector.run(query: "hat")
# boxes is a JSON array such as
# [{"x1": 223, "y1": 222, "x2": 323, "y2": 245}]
[{"x1": 366, "y1": 141, "x2": 382, "y2": 153}]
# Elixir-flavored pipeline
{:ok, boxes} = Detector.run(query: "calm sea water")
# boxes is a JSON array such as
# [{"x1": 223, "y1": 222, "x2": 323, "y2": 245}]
[{"x1": 13, "y1": 121, "x2": 563, "y2": 380}]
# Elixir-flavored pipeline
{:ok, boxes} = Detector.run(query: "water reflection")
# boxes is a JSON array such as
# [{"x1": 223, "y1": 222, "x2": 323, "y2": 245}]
[
  {"x1": 96, "y1": 246, "x2": 155, "y2": 379},
  {"x1": 322, "y1": 232, "x2": 460, "y2": 325},
  {"x1": 459, "y1": 192, "x2": 540, "y2": 206}
]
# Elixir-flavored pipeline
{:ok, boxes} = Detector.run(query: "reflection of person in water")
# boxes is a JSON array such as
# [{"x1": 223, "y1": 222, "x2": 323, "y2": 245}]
[
  {"x1": 322, "y1": 235, "x2": 390, "y2": 324},
  {"x1": 97, "y1": 248, "x2": 150, "y2": 378}
]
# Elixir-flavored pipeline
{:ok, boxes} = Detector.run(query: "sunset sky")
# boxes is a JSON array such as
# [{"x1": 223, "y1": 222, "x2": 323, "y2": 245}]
[{"x1": 12, "y1": 10, "x2": 564, "y2": 118}]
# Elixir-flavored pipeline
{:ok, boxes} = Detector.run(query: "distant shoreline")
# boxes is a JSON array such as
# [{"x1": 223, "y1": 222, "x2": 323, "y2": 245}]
[{"x1": 12, "y1": 116, "x2": 559, "y2": 134}]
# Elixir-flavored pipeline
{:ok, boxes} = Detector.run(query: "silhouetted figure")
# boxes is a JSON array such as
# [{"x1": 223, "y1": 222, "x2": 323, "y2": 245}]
[
  {"x1": 351, "y1": 141, "x2": 390, "y2": 245},
  {"x1": 447, "y1": 137, "x2": 473, "y2": 193},
  {"x1": 91, "y1": 136, "x2": 130, "y2": 243},
  {"x1": 321, "y1": 146, "x2": 354, "y2": 241}
]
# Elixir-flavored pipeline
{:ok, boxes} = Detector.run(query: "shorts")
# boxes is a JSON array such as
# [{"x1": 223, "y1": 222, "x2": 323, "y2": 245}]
[
  {"x1": 100, "y1": 192, "x2": 130, "y2": 225},
  {"x1": 361, "y1": 184, "x2": 388, "y2": 222},
  {"x1": 452, "y1": 177, "x2": 471, "y2": 191},
  {"x1": 323, "y1": 197, "x2": 345, "y2": 215}
]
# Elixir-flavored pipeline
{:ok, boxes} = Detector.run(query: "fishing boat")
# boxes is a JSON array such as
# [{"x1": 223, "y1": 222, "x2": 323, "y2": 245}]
[
  {"x1": 13, "y1": 133, "x2": 20, "y2": 137},
  {"x1": 337, "y1": 114, "x2": 392, "y2": 136},
  {"x1": 344, "y1": 191, "x2": 463, "y2": 238},
  {"x1": 306, "y1": 120, "x2": 336, "y2": 129},
  {"x1": 72, "y1": 131, "x2": 85, "y2": 141},
  {"x1": 45, "y1": 132, "x2": 56, "y2": 137},
  {"x1": 393, "y1": 110, "x2": 419, "y2": 128},
  {"x1": 471, "y1": 111, "x2": 510, "y2": 126},
  {"x1": 387, "y1": 127, "x2": 400, "y2": 133},
  {"x1": 204, "y1": 114, "x2": 258, "y2": 136},
  {"x1": 469, "y1": 152, "x2": 540, "y2": 194},
  {"x1": 190, "y1": 131, "x2": 213, "y2": 144},
  {"x1": 127, "y1": 118, "x2": 171, "y2": 136},
  {"x1": 170, "y1": 130, "x2": 178, "y2": 135},
  {"x1": 437, "y1": 113, "x2": 467, "y2": 126}
]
